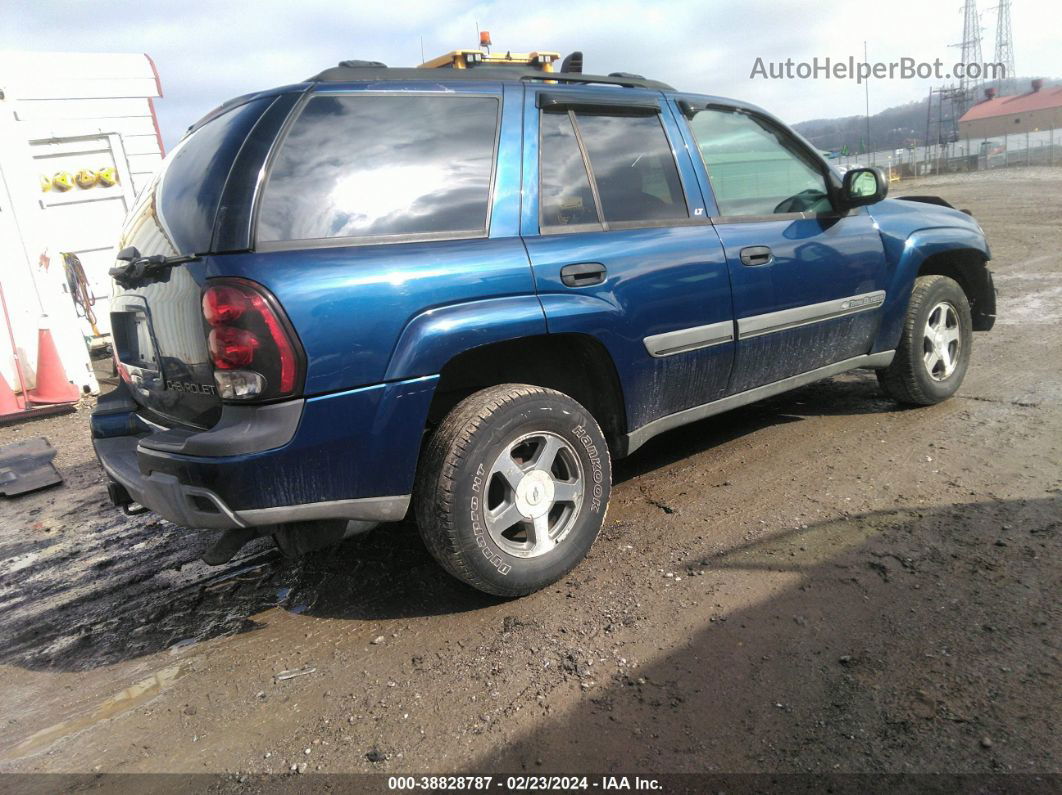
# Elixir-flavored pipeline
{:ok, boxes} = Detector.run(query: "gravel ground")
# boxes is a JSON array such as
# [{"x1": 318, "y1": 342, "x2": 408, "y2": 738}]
[{"x1": 0, "y1": 167, "x2": 1058, "y2": 778}]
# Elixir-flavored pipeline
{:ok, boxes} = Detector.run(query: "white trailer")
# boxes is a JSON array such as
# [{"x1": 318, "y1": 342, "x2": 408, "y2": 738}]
[{"x1": 0, "y1": 51, "x2": 165, "y2": 397}]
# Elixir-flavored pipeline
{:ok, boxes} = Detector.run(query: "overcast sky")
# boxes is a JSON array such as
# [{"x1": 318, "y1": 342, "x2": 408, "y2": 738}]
[{"x1": 6, "y1": 0, "x2": 1058, "y2": 151}]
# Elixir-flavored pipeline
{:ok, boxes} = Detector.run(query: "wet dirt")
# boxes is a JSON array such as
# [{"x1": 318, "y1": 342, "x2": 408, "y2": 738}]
[{"x1": 0, "y1": 168, "x2": 1058, "y2": 775}]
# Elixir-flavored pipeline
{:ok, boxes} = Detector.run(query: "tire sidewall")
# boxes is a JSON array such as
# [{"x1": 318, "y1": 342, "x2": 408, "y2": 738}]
[
  {"x1": 908, "y1": 277, "x2": 974, "y2": 401},
  {"x1": 450, "y1": 393, "x2": 611, "y2": 592}
]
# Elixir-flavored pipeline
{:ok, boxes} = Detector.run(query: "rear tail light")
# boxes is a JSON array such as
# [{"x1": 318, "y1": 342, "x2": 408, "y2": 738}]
[
  {"x1": 202, "y1": 285, "x2": 249, "y2": 325},
  {"x1": 208, "y1": 325, "x2": 259, "y2": 368},
  {"x1": 201, "y1": 279, "x2": 303, "y2": 401}
]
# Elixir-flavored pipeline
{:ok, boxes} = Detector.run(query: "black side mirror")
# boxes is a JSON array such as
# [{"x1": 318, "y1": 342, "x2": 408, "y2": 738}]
[{"x1": 841, "y1": 167, "x2": 888, "y2": 207}]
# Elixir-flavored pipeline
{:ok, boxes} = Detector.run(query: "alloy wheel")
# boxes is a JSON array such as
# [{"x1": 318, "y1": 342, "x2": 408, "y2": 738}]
[{"x1": 483, "y1": 431, "x2": 585, "y2": 558}]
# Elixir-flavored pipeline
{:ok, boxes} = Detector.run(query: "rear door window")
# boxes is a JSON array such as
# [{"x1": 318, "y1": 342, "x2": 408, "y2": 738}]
[
  {"x1": 574, "y1": 112, "x2": 688, "y2": 225},
  {"x1": 539, "y1": 110, "x2": 601, "y2": 229},
  {"x1": 538, "y1": 107, "x2": 688, "y2": 232},
  {"x1": 257, "y1": 94, "x2": 500, "y2": 244}
]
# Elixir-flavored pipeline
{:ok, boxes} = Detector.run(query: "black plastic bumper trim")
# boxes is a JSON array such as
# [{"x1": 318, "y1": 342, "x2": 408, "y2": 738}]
[{"x1": 137, "y1": 399, "x2": 305, "y2": 457}]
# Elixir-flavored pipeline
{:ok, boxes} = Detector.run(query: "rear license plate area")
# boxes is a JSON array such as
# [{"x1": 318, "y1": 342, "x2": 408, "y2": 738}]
[{"x1": 111, "y1": 309, "x2": 160, "y2": 372}]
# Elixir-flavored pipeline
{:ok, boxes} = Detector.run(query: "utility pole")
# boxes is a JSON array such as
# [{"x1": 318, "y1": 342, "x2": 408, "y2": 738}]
[{"x1": 864, "y1": 41, "x2": 872, "y2": 157}]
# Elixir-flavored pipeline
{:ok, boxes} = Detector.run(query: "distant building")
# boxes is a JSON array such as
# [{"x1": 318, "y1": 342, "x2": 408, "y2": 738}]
[{"x1": 959, "y1": 79, "x2": 1062, "y2": 138}]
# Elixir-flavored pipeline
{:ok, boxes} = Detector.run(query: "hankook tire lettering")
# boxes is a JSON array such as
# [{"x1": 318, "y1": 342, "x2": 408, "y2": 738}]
[{"x1": 572, "y1": 423, "x2": 604, "y2": 513}]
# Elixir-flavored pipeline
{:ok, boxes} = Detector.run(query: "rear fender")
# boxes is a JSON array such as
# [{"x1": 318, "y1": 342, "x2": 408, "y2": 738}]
[
  {"x1": 384, "y1": 295, "x2": 548, "y2": 381},
  {"x1": 536, "y1": 292, "x2": 678, "y2": 430}
]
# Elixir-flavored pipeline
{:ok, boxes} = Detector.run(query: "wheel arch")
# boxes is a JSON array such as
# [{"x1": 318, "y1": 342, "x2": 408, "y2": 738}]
[
  {"x1": 875, "y1": 228, "x2": 995, "y2": 352},
  {"x1": 426, "y1": 333, "x2": 628, "y2": 455},
  {"x1": 916, "y1": 247, "x2": 996, "y2": 331},
  {"x1": 384, "y1": 295, "x2": 549, "y2": 382}
]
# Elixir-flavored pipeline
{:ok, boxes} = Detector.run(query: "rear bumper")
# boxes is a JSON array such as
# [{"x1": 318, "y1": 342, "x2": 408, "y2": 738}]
[
  {"x1": 91, "y1": 375, "x2": 437, "y2": 530},
  {"x1": 96, "y1": 435, "x2": 409, "y2": 529}
]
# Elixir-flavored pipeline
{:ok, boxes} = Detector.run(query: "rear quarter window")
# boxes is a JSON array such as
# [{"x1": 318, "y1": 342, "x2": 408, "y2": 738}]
[{"x1": 256, "y1": 94, "x2": 500, "y2": 244}]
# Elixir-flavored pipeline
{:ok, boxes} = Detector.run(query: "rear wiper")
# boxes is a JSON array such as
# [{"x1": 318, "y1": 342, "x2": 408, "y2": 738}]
[{"x1": 109, "y1": 246, "x2": 202, "y2": 289}]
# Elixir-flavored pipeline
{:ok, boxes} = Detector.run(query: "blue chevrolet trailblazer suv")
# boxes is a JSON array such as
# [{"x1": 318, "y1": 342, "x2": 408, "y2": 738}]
[{"x1": 93, "y1": 61, "x2": 996, "y2": 596}]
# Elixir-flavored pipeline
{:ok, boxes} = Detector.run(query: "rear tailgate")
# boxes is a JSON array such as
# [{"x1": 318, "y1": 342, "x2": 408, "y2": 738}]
[
  {"x1": 110, "y1": 95, "x2": 277, "y2": 429},
  {"x1": 111, "y1": 267, "x2": 219, "y2": 428}
]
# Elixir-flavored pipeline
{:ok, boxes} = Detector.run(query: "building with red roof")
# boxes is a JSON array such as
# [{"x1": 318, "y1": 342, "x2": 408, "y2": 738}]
[{"x1": 959, "y1": 79, "x2": 1062, "y2": 138}]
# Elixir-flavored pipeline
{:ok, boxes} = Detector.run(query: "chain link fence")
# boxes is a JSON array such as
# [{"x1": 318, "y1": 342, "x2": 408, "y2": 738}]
[{"x1": 833, "y1": 126, "x2": 1061, "y2": 178}]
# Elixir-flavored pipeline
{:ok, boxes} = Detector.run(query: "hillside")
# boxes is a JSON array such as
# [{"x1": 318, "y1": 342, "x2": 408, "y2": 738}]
[{"x1": 793, "y1": 77, "x2": 1059, "y2": 152}]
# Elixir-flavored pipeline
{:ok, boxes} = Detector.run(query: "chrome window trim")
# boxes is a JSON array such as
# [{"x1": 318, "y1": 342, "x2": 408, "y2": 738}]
[
  {"x1": 541, "y1": 217, "x2": 706, "y2": 236},
  {"x1": 708, "y1": 209, "x2": 858, "y2": 225},
  {"x1": 256, "y1": 228, "x2": 487, "y2": 253}
]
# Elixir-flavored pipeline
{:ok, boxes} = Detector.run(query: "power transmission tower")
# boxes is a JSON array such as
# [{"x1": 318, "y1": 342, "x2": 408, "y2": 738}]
[
  {"x1": 926, "y1": 86, "x2": 965, "y2": 149},
  {"x1": 953, "y1": 0, "x2": 985, "y2": 115},
  {"x1": 991, "y1": 0, "x2": 1016, "y2": 95}
]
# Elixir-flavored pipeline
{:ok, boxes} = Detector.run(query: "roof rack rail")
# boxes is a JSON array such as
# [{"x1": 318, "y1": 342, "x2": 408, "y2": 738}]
[{"x1": 307, "y1": 64, "x2": 673, "y2": 91}]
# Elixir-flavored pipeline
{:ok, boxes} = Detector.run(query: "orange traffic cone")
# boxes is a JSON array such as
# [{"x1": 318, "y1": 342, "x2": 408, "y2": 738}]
[
  {"x1": 27, "y1": 327, "x2": 80, "y2": 404},
  {"x1": 0, "y1": 371, "x2": 25, "y2": 416}
]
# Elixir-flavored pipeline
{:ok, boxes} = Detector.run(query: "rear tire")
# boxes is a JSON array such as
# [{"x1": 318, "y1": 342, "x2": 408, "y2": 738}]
[
  {"x1": 414, "y1": 384, "x2": 611, "y2": 597},
  {"x1": 877, "y1": 274, "x2": 973, "y2": 405}
]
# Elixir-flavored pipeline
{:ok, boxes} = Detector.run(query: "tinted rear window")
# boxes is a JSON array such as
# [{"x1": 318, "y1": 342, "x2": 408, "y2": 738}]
[
  {"x1": 257, "y1": 94, "x2": 499, "y2": 243},
  {"x1": 574, "y1": 112, "x2": 688, "y2": 224},
  {"x1": 120, "y1": 96, "x2": 271, "y2": 256},
  {"x1": 539, "y1": 111, "x2": 600, "y2": 229}
]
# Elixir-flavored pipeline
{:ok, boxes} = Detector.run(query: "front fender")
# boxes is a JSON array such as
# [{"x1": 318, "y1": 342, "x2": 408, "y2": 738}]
[
  {"x1": 384, "y1": 295, "x2": 548, "y2": 381},
  {"x1": 873, "y1": 226, "x2": 991, "y2": 353}
]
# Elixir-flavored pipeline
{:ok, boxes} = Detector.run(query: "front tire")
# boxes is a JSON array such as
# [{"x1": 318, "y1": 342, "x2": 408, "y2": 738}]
[
  {"x1": 877, "y1": 274, "x2": 973, "y2": 405},
  {"x1": 414, "y1": 384, "x2": 611, "y2": 597}
]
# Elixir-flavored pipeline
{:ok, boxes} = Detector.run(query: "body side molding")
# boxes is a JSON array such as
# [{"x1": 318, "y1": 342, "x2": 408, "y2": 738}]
[
  {"x1": 738, "y1": 290, "x2": 886, "y2": 340},
  {"x1": 644, "y1": 320, "x2": 735, "y2": 357}
]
